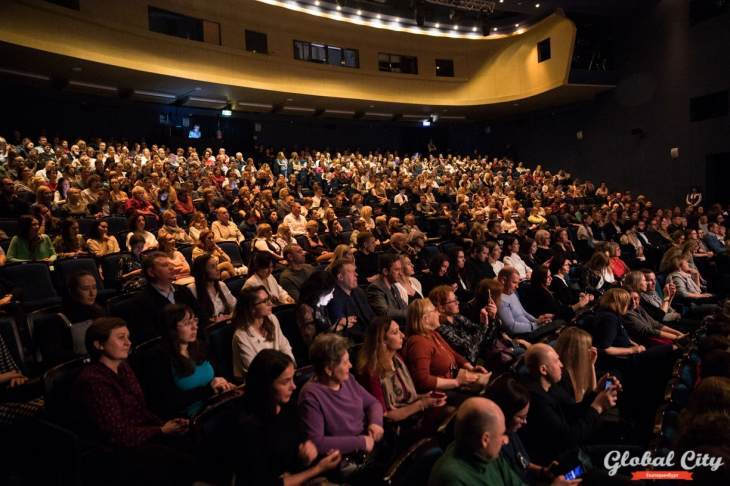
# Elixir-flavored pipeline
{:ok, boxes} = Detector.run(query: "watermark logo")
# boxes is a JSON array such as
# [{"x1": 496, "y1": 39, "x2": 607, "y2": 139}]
[{"x1": 604, "y1": 450, "x2": 724, "y2": 480}]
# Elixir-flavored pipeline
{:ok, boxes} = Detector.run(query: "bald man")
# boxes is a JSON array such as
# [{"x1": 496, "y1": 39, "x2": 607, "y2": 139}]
[
  {"x1": 519, "y1": 343, "x2": 618, "y2": 464},
  {"x1": 429, "y1": 397, "x2": 521, "y2": 486}
]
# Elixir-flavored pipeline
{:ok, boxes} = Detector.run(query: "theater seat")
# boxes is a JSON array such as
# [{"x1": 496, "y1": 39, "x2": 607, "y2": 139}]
[
  {"x1": 273, "y1": 304, "x2": 308, "y2": 365},
  {"x1": 100, "y1": 252, "x2": 130, "y2": 291},
  {"x1": 218, "y1": 241, "x2": 244, "y2": 267},
  {"x1": 54, "y1": 256, "x2": 115, "y2": 300},
  {"x1": 28, "y1": 308, "x2": 75, "y2": 366},
  {"x1": 205, "y1": 320, "x2": 236, "y2": 382},
  {"x1": 383, "y1": 437, "x2": 442, "y2": 486},
  {"x1": 0, "y1": 262, "x2": 62, "y2": 310}
]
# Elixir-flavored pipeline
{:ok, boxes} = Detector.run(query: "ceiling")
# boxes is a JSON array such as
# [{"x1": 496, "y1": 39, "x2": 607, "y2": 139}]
[{"x1": 0, "y1": 41, "x2": 612, "y2": 122}]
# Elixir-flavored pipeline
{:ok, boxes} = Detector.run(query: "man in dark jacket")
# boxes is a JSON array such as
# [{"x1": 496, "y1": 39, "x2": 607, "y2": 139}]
[
  {"x1": 327, "y1": 259, "x2": 374, "y2": 342},
  {"x1": 518, "y1": 344, "x2": 618, "y2": 464}
]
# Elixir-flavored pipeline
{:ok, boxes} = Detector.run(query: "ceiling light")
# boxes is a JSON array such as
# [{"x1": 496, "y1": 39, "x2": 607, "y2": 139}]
[
  {"x1": 472, "y1": 26, "x2": 477, "y2": 32},
  {"x1": 453, "y1": 24, "x2": 459, "y2": 30},
  {"x1": 435, "y1": 22, "x2": 440, "y2": 28},
  {"x1": 515, "y1": 23, "x2": 520, "y2": 27},
  {"x1": 356, "y1": 9, "x2": 362, "y2": 15},
  {"x1": 336, "y1": 5, "x2": 342, "y2": 10},
  {"x1": 315, "y1": 0, "x2": 320, "y2": 4},
  {"x1": 376, "y1": 13, "x2": 381, "y2": 19},
  {"x1": 221, "y1": 109, "x2": 232, "y2": 117},
  {"x1": 535, "y1": 3, "x2": 540, "y2": 7},
  {"x1": 493, "y1": 27, "x2": 498, "y2": 31}
]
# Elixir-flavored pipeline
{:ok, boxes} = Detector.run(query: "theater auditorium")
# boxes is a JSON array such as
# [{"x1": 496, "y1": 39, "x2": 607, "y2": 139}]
[{"x1": 0, "y1": 0, "x2": 729, "y2": 484}]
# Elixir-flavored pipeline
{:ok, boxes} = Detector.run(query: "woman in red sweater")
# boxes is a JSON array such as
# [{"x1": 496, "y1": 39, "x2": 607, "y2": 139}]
[
  {"x1": 403, "y1": 298, "x2": 491, "y2": 396},
  {"x1": 608, "y1": 242, "x2": 630, "y2": 280}
]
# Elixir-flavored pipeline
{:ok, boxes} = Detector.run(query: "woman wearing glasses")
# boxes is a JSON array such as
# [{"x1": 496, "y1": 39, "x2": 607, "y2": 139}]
[{"x1": 231, "y1": 286, "x2": 295, "y2": 378}]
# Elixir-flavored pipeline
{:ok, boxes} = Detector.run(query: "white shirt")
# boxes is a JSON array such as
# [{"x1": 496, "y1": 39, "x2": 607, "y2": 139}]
[
  {"x1": 232, "y1": 314, "x2": 295, "y2": 377},
  {"x1": 503, "y1": 253, "x2": 530, "y2": 280},
  {"x1": 395, "y1": 277, "x2": 423, "y2": 305},
  {"x1": 491, "y1": 260, "x2": 505, "y2": 276},
  {"x1": 126, "y1": 231, "x2": 158, "y2": 251},
  {"x1": 186, "y1": 282, "x2": 236, "y2": 318},
  {"x1": 243, "y1": 273, "x2": 292, "y2": 304},
  {"x1": 283, "y1": 213, "x2": 308, "y2": 236}
]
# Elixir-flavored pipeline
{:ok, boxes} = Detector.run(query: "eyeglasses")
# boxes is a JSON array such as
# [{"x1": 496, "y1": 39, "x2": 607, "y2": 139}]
[{"x1": 445, "y1": 299, "x2": 459, "y2": 305}]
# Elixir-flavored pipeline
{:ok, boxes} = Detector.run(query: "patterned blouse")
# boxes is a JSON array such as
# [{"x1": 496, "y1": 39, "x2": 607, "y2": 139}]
[{"x1": 438, "y1": 314, "x2": 490, "y2": 364}]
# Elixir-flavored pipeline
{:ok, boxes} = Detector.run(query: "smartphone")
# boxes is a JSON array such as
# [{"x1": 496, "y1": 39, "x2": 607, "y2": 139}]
[
  {"x1": 603, "y1": 379, "x2": 614, "y2": 391},
  {"x1": 564, "y1": 465, "x2": 584, "y2": 480}
]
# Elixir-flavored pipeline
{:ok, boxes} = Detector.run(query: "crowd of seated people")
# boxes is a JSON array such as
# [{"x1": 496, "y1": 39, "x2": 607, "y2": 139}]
[{"x1": 0, "y1": 132, "x2": 730, "y2": 484}]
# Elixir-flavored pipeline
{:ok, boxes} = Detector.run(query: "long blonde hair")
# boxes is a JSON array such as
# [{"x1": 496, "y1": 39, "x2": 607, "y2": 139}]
[
  {"x1": 407, "y1": 298, "x2": 436, "y2": 335},
  {"x1": 554, "y1": 327, "x2": 597, "y2": 402}
]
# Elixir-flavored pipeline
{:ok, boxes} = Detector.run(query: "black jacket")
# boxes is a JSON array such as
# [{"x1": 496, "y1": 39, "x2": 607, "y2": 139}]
[{"x1": 519, "y1": 377, "x2": 601, "y2": 464}]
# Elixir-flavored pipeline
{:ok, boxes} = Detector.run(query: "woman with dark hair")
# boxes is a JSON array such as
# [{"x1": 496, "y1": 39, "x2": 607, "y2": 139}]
[
  {"x1": 448, "y1": 247, "x2": 473, "y2": 302},
  {"x1": 125, "y1": 213, "x2": 158, "y2": 252},
  {"x1": 234, "y1": 349, "x2": 341, "y2": 486},
  {"x1": 73, "y1": 318, "x2": 199, "y2": 484},
  {"x1": 323, "y1": 218, "x2": 348, "y2": 249},
  {"x1": 502, "y1": 237, "x2": 532, "y2": 281},
  {"x1": 186, "y1": 253, "x2": 236, "y2": 324},
  {"x1": 484, "y1": 375, "x2": 549, "y2": 484},
  {"x1": 244, "y1": 252, "x2": 294, "y2": 305},
  {"x1": 53, "y1": 218, "x2": 87, "y2": 258},
  {"x1": 232, "y1": 286, "x2": 295, "y2": 378},
  {"x1": 521, "y1": 267, "x2": 591, "y2": 321},
  {"x1": 7, "y1": 215, "x2": 56, "y2": 262},
  {"x1": 296, "y1": 270, "x2": 337, "y2": 347},
  {"x1": 119, "y1": 234, "x2": 147, "y2": 292},
  {"x1": 138, "y1": 304, "x2": 234, "y2": 419},
  {"x1": 519, "y1": 237, "x2": 539, "y2": 271},
  {"x1": 420, "y1": 252, "x2": 453, "y2": 297},
  {"x1": 86, "y1": 219, "x2": 120, "y2": 257},
  {"x1": 63, "y1": 270, "x2": 106, "y2": 324}
]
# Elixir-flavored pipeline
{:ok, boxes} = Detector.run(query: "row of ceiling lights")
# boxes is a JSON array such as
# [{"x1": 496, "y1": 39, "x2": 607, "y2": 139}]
[{"x1": 260, "y1": 0, "x2": 542, "y2": 37}]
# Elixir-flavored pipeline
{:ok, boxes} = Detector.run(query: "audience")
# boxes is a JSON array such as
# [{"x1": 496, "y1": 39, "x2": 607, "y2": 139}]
[
  {"x1": 234, "y1": 349, "x2": 342, "y2": 485},
  {"x1": 2, "y1": 131, "x2": 729, "y2": 484}
]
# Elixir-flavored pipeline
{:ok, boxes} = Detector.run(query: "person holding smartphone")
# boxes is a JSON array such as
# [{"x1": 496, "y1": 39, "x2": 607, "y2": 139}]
[{"x1": 357, "y1": 317, "x2": 447, "y2": 434}]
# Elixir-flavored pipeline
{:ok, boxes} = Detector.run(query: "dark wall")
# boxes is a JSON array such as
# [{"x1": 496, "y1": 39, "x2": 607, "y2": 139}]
[{"x1": 485, "y1": 0, "x2": 730, "y2": 206}]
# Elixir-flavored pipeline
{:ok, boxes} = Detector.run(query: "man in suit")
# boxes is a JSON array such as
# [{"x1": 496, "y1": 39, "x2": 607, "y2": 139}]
[
  {"x1": 705, "y1": 223, "x2": 726, "y2": 255},
  {"x1": 127, "y1": 251, "x2": 197, "y2": 343},
  {"x1": 327, "y1": 258, "x2": 374, "y2": 342},
  {"x1": 367, "y1": 253, "x2": 408, "y2": 325}
]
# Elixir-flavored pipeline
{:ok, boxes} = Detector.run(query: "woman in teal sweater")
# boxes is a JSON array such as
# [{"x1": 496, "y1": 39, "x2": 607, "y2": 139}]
[{"x1": 6, "y1": 215, "x2": 56, "y2": 263}]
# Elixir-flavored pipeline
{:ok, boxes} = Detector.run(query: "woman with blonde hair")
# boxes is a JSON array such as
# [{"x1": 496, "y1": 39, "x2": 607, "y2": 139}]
[
  {"x1": 554, "y1": 327, "x2": 598, "y2": 402},
  {"x1": 187, "y1": 211, "x2": 209, "y2": 243},
  {"x1": 324, "y1": 244, "x2": 355, "y2": 272},
  {"x1": 403, "y1": 298, "x2": 491, "y2": 396},
  {"x1": 252, "y1": 223, "x2": 284, "y2": 261},
  {"x1": 274, "y1": 223, "x2": 296, "y2": 251},
  {"x1": 192, "y1": 229, "x2": 239, "y2": 280}
]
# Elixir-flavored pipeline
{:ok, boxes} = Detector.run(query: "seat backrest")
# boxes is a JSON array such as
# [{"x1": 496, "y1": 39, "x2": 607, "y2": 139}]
[
  {"x1": 240, "y1": 240, "x2": 252, "y2": 267},
  {"x1": 0, "y1": 219, "x2": 19, "y2": 236},
  {"x1": 191, "y1": 388, "x2": 246, "y2": 475},
  {"x1": 273, "y1": 304, "x2": 307, "y2": 363},
  {"x1": 43, "y1": 356, "x2": 91, "y2": 427},
  {"x1": 0, "y1": 262, "x2": 60, "y2": 305},
  {"x1": 100, "y1": 252, "x2": 130, "y2": 290},
  {"x1": 205, "y1": 321, "x2": 235, "y2": 380},
  {"x1": 0, "y1": 316, "x2": 26, "y2": 370},
  {"x1": 105, "y1": 216, "x2": 128, "y2": 235},
  {"x1": 29, "y1": 310, "x2": 74, "y2": 366},
  {"x1": 53, "y1": 257, "x2": 104, "y2": 296},
  {"x1": 225, "y1": 276, "x2": 246, "y2": 296},
  {"x1": 383, "y1": 438, "x2": 442, "y2": 486},
  {"x1": 143, "y1": 214, "x2": 159, "y2": 232},
  {"x1": 181, "y1": 245, "x2": 194, "y2": 266},
  {"x1": 218, "y1": 241, "x2": 243, "y2": 267},
  {"x1": 77, "y1": 218, "x2": 96, "y2": 238}
]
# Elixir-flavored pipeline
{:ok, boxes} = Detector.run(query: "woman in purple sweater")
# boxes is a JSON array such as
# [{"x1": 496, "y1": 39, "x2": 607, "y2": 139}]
[{"x1": 298, "y1": 333, "x2": 384, "y2": 455}]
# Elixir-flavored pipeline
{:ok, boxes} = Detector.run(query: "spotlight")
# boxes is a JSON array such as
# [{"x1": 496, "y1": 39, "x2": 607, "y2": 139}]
[
  {"x1": 221, "y1": 109, "x2": 232, "y2": 117},
  {"x1": 422, "y1": 119, "x2": 431, "y2": 127}
]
